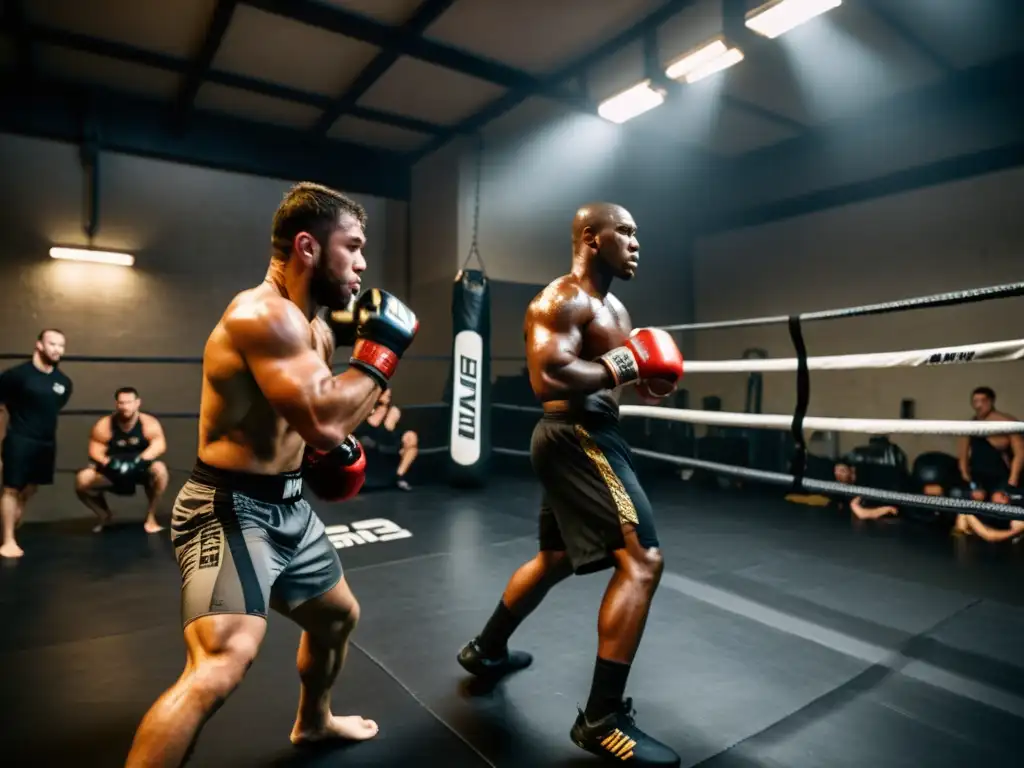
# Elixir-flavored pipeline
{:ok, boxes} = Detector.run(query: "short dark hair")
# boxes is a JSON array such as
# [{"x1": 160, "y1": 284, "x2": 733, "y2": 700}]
[
  {"x1": 270, "y1": 182, "x2": 366, "y2": 258},
  {"x1": 38, "y1": 328, "x2": 64, "y2": 341},
  {"x1": 972, "y1": 386, "x2": 995, "y2": 401},
  {"x1": 115, "y1": 387, "x2": 139, "y2": 399}
]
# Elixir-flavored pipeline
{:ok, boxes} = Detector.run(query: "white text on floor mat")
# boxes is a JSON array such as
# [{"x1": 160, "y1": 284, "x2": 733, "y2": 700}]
[{"x1": 325, "y1": 519, "x2": 412, "y2": 549}]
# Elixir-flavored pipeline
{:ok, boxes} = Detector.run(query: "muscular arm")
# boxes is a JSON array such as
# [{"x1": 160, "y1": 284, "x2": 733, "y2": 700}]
[
  {"x1": 228, "y1": 300, "x2": 381, "y2": 451},
  {"x1": 88, "y1": 418, "x2": 112, "y2": 466},
  {"x1": 1000, "y1": 414, "x2": 1024, "y2": 486},
  {"x1": 0, "y1": 370, "x2": 10, "y2": 439},
  {"x1": 139, "y1": 415, "x2": 167, "y2": 461},
  {"x1": 850, "y1": 497, "x2": 898, "y2": 520},
  {"x1": 966, "y1": 515, "x2": 1024, "y2": 542},
  {"x1": 958, "y1": 436, "x2": 971, "y2": 482},
  {"x1": 526, "y1": 287, "x2": 614, "y2": 400}
]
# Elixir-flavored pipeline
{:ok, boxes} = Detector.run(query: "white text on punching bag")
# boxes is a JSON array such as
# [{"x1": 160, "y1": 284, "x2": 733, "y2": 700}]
[
  {"x1": 458, "y1": 355, "x2": 478, "y2": 439},
  {"x1": 450, "y1": 330, "x2": 483, "y2": 466}
]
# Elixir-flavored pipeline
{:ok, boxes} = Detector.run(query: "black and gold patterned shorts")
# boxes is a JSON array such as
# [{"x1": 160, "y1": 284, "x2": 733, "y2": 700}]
[{"x1": 531, "y1": 412, "x2": 659, "y2": 574}]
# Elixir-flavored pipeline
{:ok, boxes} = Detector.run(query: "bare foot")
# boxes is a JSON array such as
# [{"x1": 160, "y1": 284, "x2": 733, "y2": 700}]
[
  {"x1": 143, "y1": 520, "x2": 164, "y2": 534},
  {"x1": 290, "y1": 714, "x2": 379, "y2": 746},
  {"x1": 0, "y1": 542, "x2": 25, "y2": 558}
]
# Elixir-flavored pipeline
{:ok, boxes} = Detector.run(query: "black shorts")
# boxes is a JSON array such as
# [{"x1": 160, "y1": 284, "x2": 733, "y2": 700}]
[
  {"x1": 971, "y1": 471, "x2": 1010, "y2": 495},
  {"x1": 1, "y1": 434, "x2": 56, "y2": 490},
  {"x1": 171, "y1": 459, "x2": 343, "y2": 627},
  {"x1": 532, "y1": 412, "x2": 659, "y2": 574},
  {"x1": 96, "y1": 461, "x2": 150, "y2": 496}
]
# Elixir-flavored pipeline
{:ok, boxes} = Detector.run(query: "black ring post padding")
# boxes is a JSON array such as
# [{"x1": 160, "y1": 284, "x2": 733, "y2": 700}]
[{"x1": 787, "y1": 315, "x2": 810, "y2": 490}]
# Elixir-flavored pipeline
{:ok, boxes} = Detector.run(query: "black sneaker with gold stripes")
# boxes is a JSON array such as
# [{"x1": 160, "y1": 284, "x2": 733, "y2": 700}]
[
  {"x1": 456, "y1": 638, "x2": 533, "y2": 679},
  {"x1": 570, "y1": 698, "x2": 680, "y2": 765}
]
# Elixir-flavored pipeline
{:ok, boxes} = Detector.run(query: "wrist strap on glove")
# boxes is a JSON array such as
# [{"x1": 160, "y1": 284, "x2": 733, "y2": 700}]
[
  {"x1": 350, "y1": 339, "x2": 398, "y2": 389},
  {"x1": 599, "y1": 346, "x2": 639, "y2": 386}
]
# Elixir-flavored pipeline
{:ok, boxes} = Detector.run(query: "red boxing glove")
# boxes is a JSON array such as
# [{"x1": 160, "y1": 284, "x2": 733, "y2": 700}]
[
  {"x1": 302, "y1": 436, "x2": 366, "y2": 502},
  {"x1": 600, "y1": 327, "x2": 684, "y2": 396}
]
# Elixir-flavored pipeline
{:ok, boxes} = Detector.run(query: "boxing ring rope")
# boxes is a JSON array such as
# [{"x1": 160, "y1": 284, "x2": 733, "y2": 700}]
[
  {"x1": 684, "y1": 338, "x2": 1024, "y2": 373},
  {"x1": 658, "y1": 280, "x2": 1024, "y2": 333},
  {"x1": 619, "y1": 406, "x2": 1024, "y2": 437}
]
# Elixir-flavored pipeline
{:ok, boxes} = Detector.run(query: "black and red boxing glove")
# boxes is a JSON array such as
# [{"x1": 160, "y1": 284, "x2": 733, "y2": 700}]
[
  {"x1": 302, "y1": 435, "x2": 366, "y2": 502},
  {"x1": 599, "y1": 327, "x2": 684, "y2": 397},
  {"x1": 330, "y1": 289, "x2": 418, "y2": 389}
]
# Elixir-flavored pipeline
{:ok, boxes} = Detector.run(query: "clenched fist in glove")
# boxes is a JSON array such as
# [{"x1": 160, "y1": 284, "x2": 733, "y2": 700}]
[
  {"x1": 599, "y1": 327, "x2": 684, "y2": 398},
  {"x1": 302, "y1": 435, "x2": 366, "y2": 502},
  {"x1": 330, "y1": 289, "x2": 418, "y2": 389}
]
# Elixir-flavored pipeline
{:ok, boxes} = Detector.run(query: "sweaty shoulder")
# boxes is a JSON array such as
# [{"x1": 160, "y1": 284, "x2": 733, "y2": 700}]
[
  {"x1": 221, "y1": 288, "x2": 308, "y2": 356},
  {"x1": 527, "y1": 276, "x2": 592, "y2": 329}
]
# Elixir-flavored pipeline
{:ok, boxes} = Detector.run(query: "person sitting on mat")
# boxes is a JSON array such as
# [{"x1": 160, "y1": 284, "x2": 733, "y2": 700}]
[
  {"x1": 961, "y1": 484, "x2": 1024, "y2": 543},
  {"x1": 353, "y1": 388, "x2": 418, "y2": 491},
  {"x1": 831, "y1": 457, "x2": 899, "y2": 520},
  {"x1": 959, "y1": 386, "x2": 1023, "y2": 500},
  {"x1": 74, "y1": 386, "x2": 169, "y2": 533}
]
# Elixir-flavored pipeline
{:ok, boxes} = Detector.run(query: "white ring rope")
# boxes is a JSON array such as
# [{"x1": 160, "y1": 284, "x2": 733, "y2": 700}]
[
  {"x1": 685, "y1": 338, "x2": 1024, "y2": 374},
  {"x1": 657, "y1": 281, "x2": 1024, "y2": 333},
  {"x1": 621, "y1": 405, "x2": 1024, "y2": 436}
]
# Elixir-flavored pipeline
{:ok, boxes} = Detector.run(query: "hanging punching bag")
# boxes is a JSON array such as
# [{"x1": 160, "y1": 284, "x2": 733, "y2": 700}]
[{"x1": 448, "y1": 268, "x2": 491, "y2": 486}]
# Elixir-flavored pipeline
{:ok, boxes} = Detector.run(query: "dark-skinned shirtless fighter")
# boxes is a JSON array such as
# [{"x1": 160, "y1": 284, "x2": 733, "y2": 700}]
[
  {"x1": 458, "y1": 203, "x2": 683, "y2": 766},
  {"x1": 124, "y1": 182, "x2": 418, "y2": 767}
]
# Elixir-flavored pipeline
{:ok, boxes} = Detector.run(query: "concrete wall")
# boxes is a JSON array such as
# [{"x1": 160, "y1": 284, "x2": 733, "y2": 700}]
[{"x1": 689, "y1": 166, "x2": 1024, "y2": 462}]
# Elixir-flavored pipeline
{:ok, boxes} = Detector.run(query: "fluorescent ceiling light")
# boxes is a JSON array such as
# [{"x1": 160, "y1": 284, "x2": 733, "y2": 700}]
[
  {"x1": 50, "y1": 247, "x2": 135, "y2": 267},
  {"x1": 597, "y1": 81, "x2": 665, "y2": 124},
  {"x1": 666, "y1": 39, "x2": 734, "y2": 81},
  {"x1": 746, "y1": 0, "x2": 841, "y2": 39},
  {"x1": 683, "y1": 46, "x2": 744, "y2": 84}
]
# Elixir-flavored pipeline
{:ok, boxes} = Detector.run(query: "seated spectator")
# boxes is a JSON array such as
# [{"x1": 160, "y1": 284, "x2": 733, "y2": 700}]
[
  {"x1": 832, "y1": 457, "x2": 899, "y2": 520},
  {"x1": 74, "y1": 387, "x2": 169, "y2": 533},
  {"x1": 962, "y1": 484, "x2": 1024, "y2": 543},
  {"x1": 908, "y1": 451, "x2": 960, "y2": 526},
  {"x1": 354, "y1": 389, "x2": 418, "y2": 491}
]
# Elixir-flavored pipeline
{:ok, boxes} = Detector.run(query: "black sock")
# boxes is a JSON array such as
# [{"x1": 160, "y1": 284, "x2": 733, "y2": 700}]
[
  {"x1": 584, "y1": 657, "x2": 631, "y2": 721},
  {"x1": 476, "y1": 600, "x2": 522, "y2": 657}
]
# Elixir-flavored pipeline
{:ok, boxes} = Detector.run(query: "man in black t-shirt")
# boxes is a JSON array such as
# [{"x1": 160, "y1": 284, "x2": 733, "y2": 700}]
[{"x1": 0, "y1": 329, "x2": 73, "y2": 558}]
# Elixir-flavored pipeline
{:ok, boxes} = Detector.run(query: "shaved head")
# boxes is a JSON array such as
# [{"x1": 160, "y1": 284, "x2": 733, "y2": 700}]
[
  {"x1": 571, "y1": 202, "x2": 639, "y2": 281},
  {"x1": 572, "y1": 202, "x2": 631, "y2": 248}
]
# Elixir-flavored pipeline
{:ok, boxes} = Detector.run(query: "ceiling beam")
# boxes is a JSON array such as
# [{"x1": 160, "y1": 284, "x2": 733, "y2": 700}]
[
  {"x1": 172, "y1": 0, "x2": 239, "y2": 130},
  {"x1": 411, "y1": 0, "x2": 701, "y2": 161},
  {"x1": 721, "y1": 94, "x2": 805, "y2": 133},
  {"x1": 702, "y1": 140, "x2": 1024, "y2": 236},
  {"x1": 859, "y1": 0, "x2": 953, "y2": 75},
  {"x1": 696, "y1": 50, "x2": 1024, "y2": 232},
  {"x1": 11, "y1": 22, "x2": 448, "y2": 136},
  {"x1": 312, "y1": 0, "x2": 456, "y2": 136},
  {"x1": 0, "y1": 72, "x2": 411, "y2": 200},
  {"x1": 241, "y1": 0, "x2": 590, "y2": 111}
]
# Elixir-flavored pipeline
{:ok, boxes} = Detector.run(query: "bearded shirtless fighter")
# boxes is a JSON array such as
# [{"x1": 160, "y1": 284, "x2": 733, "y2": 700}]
[{"x1": 124, "y1": 182, "x2": 418, "y2": 767}]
